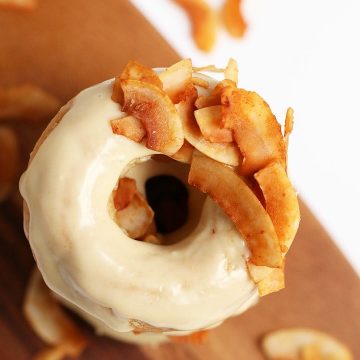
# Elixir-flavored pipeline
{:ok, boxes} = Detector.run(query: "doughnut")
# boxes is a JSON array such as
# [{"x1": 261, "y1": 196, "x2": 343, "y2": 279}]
[{"x1": 20, "y1": 59, "x2": 300, "y2": 343}]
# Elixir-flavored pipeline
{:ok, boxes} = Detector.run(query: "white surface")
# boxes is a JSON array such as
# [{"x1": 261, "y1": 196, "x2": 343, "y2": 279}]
[{"x1": 131, "y1": 0, "x2": 360, "y2": 274}]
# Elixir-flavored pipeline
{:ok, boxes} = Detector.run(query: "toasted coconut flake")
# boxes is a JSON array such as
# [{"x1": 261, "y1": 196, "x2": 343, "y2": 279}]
[
  {"x1": 284, "y1": 107, "x2": 294, "y2": 166},
  {"x1": 195, "y1": 94, "x2": 220, "y2": 109},
  {"x1": 0, "y1": 126, "x2": 19, "y2": 202},
  {"x1": 111, "y1": 115, "x2": 146, "y2": 143},
  {"x1": 24, "y1": 269, "x2": 86, "y2": 359},
  {"x1": 262, "y1": 328, "x2": 353, "y2": 360},
  {"x1": 193, "y1": 65, "x2": 225, "y2": 73},
  {"x1": 248, "y1": 263, "x2": 285, "y2": 296},
  {"x1": 224, "y1": 58, "x2": 239, "y2": 84},
  {"x1": 121, "y1": 79, "x2": 184, "y2": 155},
  {"x1": 0, "y1": 84, "x2": 60, "y2": 122},
  {"x1": 116, "y1": 192, "x2": 154, "y2": 239},
  {"x1": 0, "y1": 0, "x2": 37, "y2": 11},
  {"x1": 177, "y1": 86, "x2": 240, "y2": 166},
  {"x1": 255, "y1": 162, "x2": 300, "y2": 252},
  {"x1": 195, "y1": 79, "x2": 236, "y2": 109},
  {"x1": 191, "y1": 77, "x2": 209, "y2": 89},
  {"x1": 221, "y1": 87, "x2": 286, "y2": 175},
  {"x1": 257, "y1": 268, "x2": 285, "y2": 297},
  {"x1": 300, "y1": 343, "x2": 323, "y2": 360},
  {"x1": 159, "y1": 59, "x2": 193, "y2": 102},
  {"x1": 222, "y1": 0, "x2": 247, "y2": 38},
  {"x1": 112, "y1": 60, "x2": 162, "y2": 105},
  {"x1": 143, "y1": 234, "x2": 162, "y2": 245},
  {"x1": 113, "y1": 177, "x2": 137, "y2": 211},
  {"x1": 119, "y1": 60, "x2": 163, "y2": 88},
  {"x1": 247, "y1": 263, "x2": 274, "y2": 284},
  {"x1": 195, "y1": 105, "x2": 233, "y2": 143},
  {"x1": 112, "y1": 76, "x2": 124, "y2": 105},
  {"x1": 170, "y1": 140, "x2": 194, "y2": 163},
  {"x1": 169, "y1": 330, "x2": 209, "y2": 344},
  {"x1": 188, "y1": 152, "x2": 282, "y2": 267},
  {"x1": 129, "y1": 319, "x2": 174, "y2": 334},
  {"x1": 174, "y1": 0, "x2": 217, "y2": 52}
]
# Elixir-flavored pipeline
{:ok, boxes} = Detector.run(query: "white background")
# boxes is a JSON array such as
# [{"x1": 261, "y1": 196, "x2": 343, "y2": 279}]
[{"x1": 132, "y1": 0, "x2": 360, "y2": 274}]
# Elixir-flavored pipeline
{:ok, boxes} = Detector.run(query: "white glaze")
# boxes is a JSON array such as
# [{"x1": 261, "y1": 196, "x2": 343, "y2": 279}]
[{"x1": 20, "y1": 76, "x2": 258, "y2": 335}]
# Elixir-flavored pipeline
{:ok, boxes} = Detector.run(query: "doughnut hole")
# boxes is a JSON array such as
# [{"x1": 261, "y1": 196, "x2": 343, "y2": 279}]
[
  {"x1": 112, "y1": 155, "x2": 206, "y2": 245},
  {"x1": 145, "y1": 175, "x2": 188, "y2": 235}
]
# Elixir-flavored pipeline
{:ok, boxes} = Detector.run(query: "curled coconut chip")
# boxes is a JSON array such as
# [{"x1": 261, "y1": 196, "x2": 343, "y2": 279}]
[
  {"x1": 114, "y1": 177, "x2": 154, "y2": 239},
  {"x1": 159, "y1": 58, "x2": 193, "y2": 103},
  {"x1": 173, "y1": 0, "x2": 217, "y2": 52},
  {"x1": 189, "y1": 151, "x2": 282, "y2": 268},
  {"x1": 284, "y1": 107, "x2": 294, "y2": 166},
  {"x1": 112, "y1": 60, "x2": 163, "y2": 105},
  {"x1": 110, "y1": 58, "x2": 299, "y2": 295},
  {"x1": 192, "y1": 65, "x2": 225, "y2": 73},
  {"x1": 0, "y1": 0, "x2": 37, "y2": 11},
  {"x1": 170, "y1": 140, "x2": 194, "y2": 164},
  {"x1": 110, "y1": 115, "x2": 146, "y2": 143},
  {"x1": 195, "y1": 78, "x2": 236, "y2": 109},
  {"x1": 262, "y1": 328, "x2": 353, "y2": 360},
  {"x1": 224, "y1": 58, "x2": 239, "y2": 84},
  {"x1": 247, "y1": 262, "x2": 285, "y2": 297},
  {"x1": 194, "y1": 105, "x2": 233, "y2": 143},
  {"x1": 0, "y1": 126, "x2": 20, "y2": 202},
  {"x1": 0, "y1": 84, "x2": 60, "y2": 123},
  {"x1": 191, "y1": 76, "x2": 210, "y2": 89},
  {"x1": 221, "y1": 0, "x2": 247, "y2": 38},
  {"x1": 177, "y1": 85, "x2": 240, "y2": 166},
  {"x1": 255, "y1": 162, "x2": 300, "y2": 253},
  {"x1": 122, "y1": 79, "x2": 184, "y2": 155},
  {"x1": 24, "y1": 268, "x2": 87, "y2": 360},
  {"x1": 221, "y1": 87, "x2": 286, "y2": 175}
]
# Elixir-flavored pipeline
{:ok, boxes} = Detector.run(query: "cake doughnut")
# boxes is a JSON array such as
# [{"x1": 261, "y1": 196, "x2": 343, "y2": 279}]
[{"x1": 20, "y1": 59, "x2": 300, "y2": 344}]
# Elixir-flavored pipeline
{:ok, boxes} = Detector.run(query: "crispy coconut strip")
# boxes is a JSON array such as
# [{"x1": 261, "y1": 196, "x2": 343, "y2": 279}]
[
  {"x1": 112, "y1": 60, "x2": 163, "y2": 105},
  {"x1": 188, "y1": 152, "x2": 282, "y2": 267},
  {"x1": 195, "y1": 105, "x2": 233, "y2": 143},
  {"x1": 0, "y1": 0, "x2": 37, "y2": 10},
  {"x1": 177, "y1": 86, "x2": 240, "y2": 166},
  {"x1": 0, "y1": 126, "x2": 19, "y2": 202},
  {"x1": 247, "y1": 263, "x2": 285, "y2": 296},
  {"x1": 262, "y1": 328, "x2": 353, "y2": 360},
  {"x1": 195, "y1": 94, "x2": 220, "y2": 109},
  {"x1": 191, "y1": 77, "x2": 209, "y2": 89},
  {"x1": 113, "y1": 177, "x2": 137, "y2": 210},
  {"x1": 170, "y1": 140, "x2": 194, "y2": 164},
  {"x1": 284, "y1": 107, "x2": 294, "y2": 166},
  {"x1": 129, "y1": 319, "x2": 174, "y2": 334},
  {"x1": 110, "y1": 115, "x2": 146, "y2": 143},
  {"x1": 221, "y1": 87, "x2": 286, "y2": 175},
  {"x1": 24, "y1": 269, "x2": 87, "y2": 359},
  {"x1": 115, "y1": 192, "x2": 154, "y2": 239},
  {"x1": 193, "y1": 65, "x2": 225, "y2": 73},
  {"x1": 255, "y1": 162, "x2": 300, "y2": 252},
  {"x1": 195, "y1": 79, "x2": 236, "y2": 109},
  {"x1": 173, "y1": 0, "x2": 217, "y2": 52},
  {"x1": 224, "y1": 58, "x2": 239, "y2": 84},
  {"x1": 222, "y1": 0, "x2": 247, "y2": 38},
  {"x1": 159, "y1": 59, "x2": 193, "y2": 103},
  {"x1": 121, "y1": 79, "x2": 184, "y2": 155},
  {"x1": 143, "y1": 234, "x2": 162, "y2": 245},
  {"x1": 169, "y1": 330, "x2": 209, "y2": 344},
  {"x1": 0, "y1": 84, "x2": 60, "y2": 122}
]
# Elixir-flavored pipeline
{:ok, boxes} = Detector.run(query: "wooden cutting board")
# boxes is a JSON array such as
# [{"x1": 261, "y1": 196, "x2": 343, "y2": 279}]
[{"x1": 0, "y1": 1, "x2": 359, "y2": 359}]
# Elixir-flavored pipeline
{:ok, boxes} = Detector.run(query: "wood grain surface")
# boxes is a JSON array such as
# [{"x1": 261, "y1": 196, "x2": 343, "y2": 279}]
[{"x1": 0, "y1": 1, "x2": 359, "y2": 359}]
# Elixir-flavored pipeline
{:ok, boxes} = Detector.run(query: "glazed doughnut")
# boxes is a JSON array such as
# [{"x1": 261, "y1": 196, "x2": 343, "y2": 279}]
[{"x1": 20, "y1": 59, "x2": 300, "y2": 342}]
